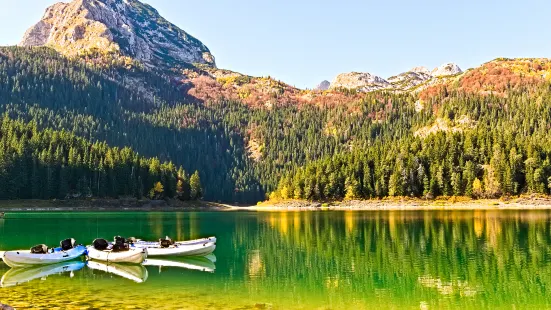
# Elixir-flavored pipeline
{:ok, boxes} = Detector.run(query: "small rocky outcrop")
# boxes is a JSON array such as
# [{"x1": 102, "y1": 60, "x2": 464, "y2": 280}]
[
  {"x1": 410, "y1": 66, "x2": 431, "y2": 75},
  {"x1": 20, "y1": 0, "x2": 215, "y2": 69},
  {"x1": 330, "y1": 72, "x2": 391, "y2": 92},
  {"x1": 431, "y1": 63, "x2": 462, "y2": 77},
  {"x1": 387, "y1": 71, "x2": 432, "y2": 90},
  {"x1": 315, "y1": 80, "x2": 331, "y2": 91}
]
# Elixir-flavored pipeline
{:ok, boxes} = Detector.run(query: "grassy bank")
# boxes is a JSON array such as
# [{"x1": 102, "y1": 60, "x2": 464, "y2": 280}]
[
  {"x1": 0, "y1": 199, "x2": 230, "y2": 212},
  {"x1": 248, "y1": 195, "x2": 551, "y2": 211}
]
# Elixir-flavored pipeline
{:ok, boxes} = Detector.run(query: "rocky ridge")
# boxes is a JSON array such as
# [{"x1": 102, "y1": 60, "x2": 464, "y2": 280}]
[
  {"x1": 431, "y1": 63, "x2": 462, "y2": 77},
  {"x1": 20, "y1": 0, "x2": 215, "y2": 69},
  {"x1": 329, "y1": 63, "x2": 463, "y2": 92},
  {"x1": 19, "y1": 0, "x2": 543, "y2": 106},
  {"x1": 330, "y1": 72, "x2": 392, "y2": 92}
]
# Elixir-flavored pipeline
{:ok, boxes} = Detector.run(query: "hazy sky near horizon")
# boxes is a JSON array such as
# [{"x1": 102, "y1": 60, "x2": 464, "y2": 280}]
[{"x1": 1, "y1": 0, "x2": 550, "y2": 88}]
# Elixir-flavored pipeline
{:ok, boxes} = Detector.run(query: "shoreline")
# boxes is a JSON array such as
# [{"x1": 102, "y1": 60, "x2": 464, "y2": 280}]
[
  {"x1": 0, "y1": 199, "x2": 232, "y2": 212},
  {"x1": 244, "y1": 196, "x2": 551, "y2": 211},
  {"x1": 3, "y1": 196, "x2": 551, "y2": 212}
]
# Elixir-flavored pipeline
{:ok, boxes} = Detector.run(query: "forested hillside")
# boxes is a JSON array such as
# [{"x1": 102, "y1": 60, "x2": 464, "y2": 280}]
[
  {"x1": 0, "y1": 47, "x2": 260, "y2": 202},
  {"x1": 0, "y1": 116, "x2": 204, "y2": 200},
  {"x1": 2, "y1": 46, "x2": 551, "y2": 203},
  {"x1": 271, "y1": 79, "x2": 551, "y2": 200}
]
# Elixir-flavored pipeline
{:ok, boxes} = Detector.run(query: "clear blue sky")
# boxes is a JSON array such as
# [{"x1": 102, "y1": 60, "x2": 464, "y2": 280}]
[{"x1": 1, "y1": 0, "x2": 550, "y2": 88}]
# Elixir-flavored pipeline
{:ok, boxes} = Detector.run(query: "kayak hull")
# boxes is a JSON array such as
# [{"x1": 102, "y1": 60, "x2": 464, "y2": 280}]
[
  {"x1": 135, "y1": 242, "x2": 216, "y2": 257},
  {"x1": 2, "y1": 246, "x2": 87, "y2": 268},
  {"x1": 136, "y1": 237, "x2": 216, "y2": 247},
  {"x1": 86, "y1": 247, "x2": 147, "y2": 264}
]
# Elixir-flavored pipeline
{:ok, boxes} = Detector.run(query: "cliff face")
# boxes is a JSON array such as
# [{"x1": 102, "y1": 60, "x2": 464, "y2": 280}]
[{"x1": 20, "y1": 0, "x2": 216, "y2": 68}]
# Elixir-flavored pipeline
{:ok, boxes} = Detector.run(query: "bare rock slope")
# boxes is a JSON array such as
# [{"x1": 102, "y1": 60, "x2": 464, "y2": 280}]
[
  {"x1": 330, "y1": 72, "x2": 391, "y2": 92},
  {"x1": 20, "y1": 0, "x2": 215, "y2": 68},
  {"x1": 315, "y1": 80, "x2": 331, "y2": 91},
  {"x1": 329, "y1": 63, "x2": 463, "y2": 92}
]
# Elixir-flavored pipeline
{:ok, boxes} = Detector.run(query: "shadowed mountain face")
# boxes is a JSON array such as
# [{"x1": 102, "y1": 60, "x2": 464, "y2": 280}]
[{"x1": 19, "y1": 0, "x2": 215, "y2": 69}]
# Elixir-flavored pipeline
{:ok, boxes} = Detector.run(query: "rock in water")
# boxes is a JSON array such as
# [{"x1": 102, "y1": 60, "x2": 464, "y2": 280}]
[
  {"x1": 0, "y1": 304, "x2": 15, "y2": 310},
  {"x1": 19, "y1": 0, "x2": 216, "y2": 69}
]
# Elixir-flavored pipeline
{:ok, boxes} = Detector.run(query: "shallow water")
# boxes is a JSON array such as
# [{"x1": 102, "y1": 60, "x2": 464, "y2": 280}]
[{"x1": 1, "y1": 210, "x2": 551, "y2": 309}]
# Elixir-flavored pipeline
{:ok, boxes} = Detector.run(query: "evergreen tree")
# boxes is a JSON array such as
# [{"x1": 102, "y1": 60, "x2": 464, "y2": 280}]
[{"x1": 190, "y1": 171, "x2": 202, "y2": 200}]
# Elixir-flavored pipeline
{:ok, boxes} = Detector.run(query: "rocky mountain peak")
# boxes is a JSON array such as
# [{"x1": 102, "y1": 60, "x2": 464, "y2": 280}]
[
  {"x1": 20, "y1": 0, "x2": 216, "y2": 68},
  {"x1": 410, "y1": 66, "x2": 431, "y2": 75},
  {"x1": 330, "y1": 72, "x2": 390, "y2": 92},
  {"x1": 315, "y1": 80, "x2": 331, "y2": 91},
  {"x1": 387, "y1": 71, "x2": 432, "y2": 90},
  {"x1": 431, "y1": 63, "x2": 462, "y2": 77}
]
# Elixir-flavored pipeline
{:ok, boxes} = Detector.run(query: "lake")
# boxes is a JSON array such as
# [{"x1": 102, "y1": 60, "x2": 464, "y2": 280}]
[{"x1": 1, "y1": 210, "x2": 551, "y2": 309}]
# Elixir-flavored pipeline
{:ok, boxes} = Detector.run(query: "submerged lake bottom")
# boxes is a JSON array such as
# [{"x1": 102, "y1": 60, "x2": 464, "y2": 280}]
[{"x1": 1, "y1": 210, "x2": 551, "y2": 309}]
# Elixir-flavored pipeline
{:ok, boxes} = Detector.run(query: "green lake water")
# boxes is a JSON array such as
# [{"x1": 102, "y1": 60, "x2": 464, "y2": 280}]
[{"x1": 1, "y1": 210, "x2": 551, "y2": 309}]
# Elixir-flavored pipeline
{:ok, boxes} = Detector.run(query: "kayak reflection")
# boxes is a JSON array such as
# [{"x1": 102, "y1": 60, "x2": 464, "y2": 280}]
[
  {"x1": 1, "y1": 260, "x2": 85, "y2": 288},
  {"x1": 143, "y1": 254, "x2": 217, "y2": 273},
  {"x1": 86, "y1": 260, "x2": 148, "y2": 283}
]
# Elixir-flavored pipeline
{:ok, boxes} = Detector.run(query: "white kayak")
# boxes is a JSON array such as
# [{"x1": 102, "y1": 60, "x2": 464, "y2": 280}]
[
  {"x1": 143, "y1": 256, "x2": 216, "y2": 273},
  {"x1": 135, "y1": 236, "x2": 217, "y2": 247},
  {"x1": 86, "y1": 246, "x2": 147, "y2": 264},
  {"x1": 2, "y1": 246, "x2": 87, "y2": 268},
  {"x1": 87, "y1": 260, "x2": 148, "y2": 283},
  {"x1": 134, "y1": 241, "x2": 216, "y2": 257},
  {"x1": 1, "y1": 260, "x2": 85, "y2": 288}
]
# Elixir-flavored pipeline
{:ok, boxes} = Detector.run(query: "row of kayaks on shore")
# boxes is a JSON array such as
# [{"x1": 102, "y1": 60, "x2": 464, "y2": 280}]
[
  {"x1": 1, "y1": 236, "x2": 217, "y2": 268},
  {"x1": 0, "y1": 254, "x2": 217, "y2": 287}
]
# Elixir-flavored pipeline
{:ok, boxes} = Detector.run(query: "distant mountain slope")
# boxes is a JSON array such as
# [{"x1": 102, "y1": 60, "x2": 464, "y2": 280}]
[{"x1": 20, "y1": 0, "x2": 215, "y2": 69}]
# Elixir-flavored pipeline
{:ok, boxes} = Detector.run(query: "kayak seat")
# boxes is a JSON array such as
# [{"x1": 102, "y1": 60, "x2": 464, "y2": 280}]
[
  {"x1": 112, "y1": 236, "x2": 131, "y2": 252},
  {"x1": 93, "y1": 238, "x2": 110, "y2": 251},
  {"x1": 60, "y1": 238, "x2": 76, "y2": 251},
  {"x1": 30, "y1": 244, "x2": 49, "y2": 254},
  {"x1": 159, "y1": 237, "x2": 175, "y2": 248}
]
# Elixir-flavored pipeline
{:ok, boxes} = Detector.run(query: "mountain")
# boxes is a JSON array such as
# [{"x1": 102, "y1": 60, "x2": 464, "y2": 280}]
[
  {"x1": 325, "y1": 63, "x2": 463, "y2": 93},
  {"x1": 20, "y1": 0, "x2": 215, "y2": 69},
  {"x1": 330, "y1": 72, "x2": 391, "y2": 92},
  {"x1": 410, "y1": 66, "x2": 431, "y2": 75},
  {"x1": 4, "y1": 0, "x2": 551, "y2": 205},
  {"x1": 387, "y1": 70, "x2": 432, "y2": 91},
  {"x1": 315, "y1": 80, "x2": 331, "y2": 91},
  {"x1": 431, "y1": 63, "x2": 462, "y2": 77}
]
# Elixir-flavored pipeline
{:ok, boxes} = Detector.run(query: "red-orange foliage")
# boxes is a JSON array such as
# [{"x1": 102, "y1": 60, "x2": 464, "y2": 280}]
[
  {"x1": 419, "y1": 59, "x2": 551, "y2": 100},
  {"x1": 183, "y1": 75, "x2": 362, "y2": 109},
  {"x1": 419, "y1": 85, "x2": 448, "y2": 101},
  {"x1": 459, "y1": 59, "x2": 550, "y2": 96}
]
